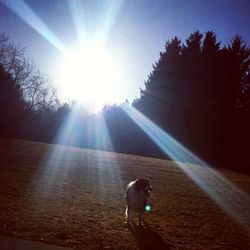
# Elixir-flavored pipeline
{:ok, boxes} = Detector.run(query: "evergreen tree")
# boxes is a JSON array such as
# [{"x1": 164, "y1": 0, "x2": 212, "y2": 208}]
[{"x1": 134, "y1": 31, "x2": 250, "y2": 171}]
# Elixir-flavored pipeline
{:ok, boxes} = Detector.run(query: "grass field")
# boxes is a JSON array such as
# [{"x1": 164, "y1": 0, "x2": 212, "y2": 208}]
[{"x1": 0, "y1": 139, "x2": 250, "y2": 249}]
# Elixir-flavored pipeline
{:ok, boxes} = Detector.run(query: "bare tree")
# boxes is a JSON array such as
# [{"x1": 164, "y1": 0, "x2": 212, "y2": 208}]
[{"x1": 0, "y1": 33, "x2": 58, "y2": 112}]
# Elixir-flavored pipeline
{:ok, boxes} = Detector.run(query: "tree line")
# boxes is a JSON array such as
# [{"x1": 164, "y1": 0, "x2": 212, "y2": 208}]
[
  {"x1": 133, "y1": 31, "x2": 250, "y2": 172},
  {"x1": 0, "y1": 31, "x2": 249, "y2": 173}
]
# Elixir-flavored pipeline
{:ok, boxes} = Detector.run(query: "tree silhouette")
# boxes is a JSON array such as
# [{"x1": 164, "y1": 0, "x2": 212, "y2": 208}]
[
  {"x1": 0, "y1": 64, "x2": 26, "y2": 137},
  {"x1": 0, "y1": 33, "x2": 57, "y2": 112},
  {"x1": 1, "y1": 31, "x2": 249, "y2": 172},
  {"x1": 134, "y1": 31, "x2": 250, "y2": 171},
  {"x1": 0, "y1": 33, "x2": 58, "y2": 139}
]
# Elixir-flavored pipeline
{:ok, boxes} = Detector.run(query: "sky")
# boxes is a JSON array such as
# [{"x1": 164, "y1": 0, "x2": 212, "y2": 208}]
[{"x1": 0, "y1": 0, "x2": 250, "y2": 106}]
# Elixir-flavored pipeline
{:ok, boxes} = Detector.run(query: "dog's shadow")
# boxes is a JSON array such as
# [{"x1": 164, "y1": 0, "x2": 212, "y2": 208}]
[{"x1": 127, "y1": 222, "x2": 170, "y2": 250}]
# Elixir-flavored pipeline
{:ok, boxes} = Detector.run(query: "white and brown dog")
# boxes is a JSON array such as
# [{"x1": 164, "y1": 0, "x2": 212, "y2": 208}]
[{"x1": 125, "y1": 178, "x2": 152, "y2": 225}]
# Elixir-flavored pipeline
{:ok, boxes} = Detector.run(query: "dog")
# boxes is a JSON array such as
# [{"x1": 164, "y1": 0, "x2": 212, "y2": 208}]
[{"x1": 125, "y1": 178, "x2": 152, "y2": 225}]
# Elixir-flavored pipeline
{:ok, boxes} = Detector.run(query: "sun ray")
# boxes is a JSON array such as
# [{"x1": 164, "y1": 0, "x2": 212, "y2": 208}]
[
  {"x1": 67, "y1": 0, "x2": 124, "y2": 44},
  {"x1": 34, "y1": 105, "x2": 123, "y2": 200},
  {"x1": 1, "y1": 0, "x2": 66, "y2": 53},
  {"x1": 99, "y1": 0, "x2": 124, "y2": 44},
  {"x1": 121, "y1": 103, "x2": 250, "y2": 231},
  {"x1": 66, "y1": 0, "x2": 88, "y2": 41}
]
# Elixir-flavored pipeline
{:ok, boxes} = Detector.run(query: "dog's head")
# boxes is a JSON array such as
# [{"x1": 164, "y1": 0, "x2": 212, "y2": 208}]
[{"x1": 134, "y1": 178, "x2": 152, "y2": 195}]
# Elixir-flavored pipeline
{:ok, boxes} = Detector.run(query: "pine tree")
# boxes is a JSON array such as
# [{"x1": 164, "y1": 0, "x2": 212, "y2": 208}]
[{"x1": 134, "y1": 31, "x2": 250, "y2": 171}]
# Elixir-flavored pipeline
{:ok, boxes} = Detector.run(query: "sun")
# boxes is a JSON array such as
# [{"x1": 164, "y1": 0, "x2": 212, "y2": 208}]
[{"x1": 57, "y1": 41, "x2": 123, "y2": 111}]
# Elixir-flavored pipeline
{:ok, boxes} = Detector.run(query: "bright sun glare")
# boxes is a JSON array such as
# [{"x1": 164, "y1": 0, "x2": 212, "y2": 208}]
[{"x1": 58, "y1": 41, "x2": 123, "y2": 111}]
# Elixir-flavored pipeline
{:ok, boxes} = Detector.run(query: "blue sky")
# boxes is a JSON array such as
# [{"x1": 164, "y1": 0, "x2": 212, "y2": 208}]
[{"x1": 0, "y1": 0, "x2": 250, "y2": 104}]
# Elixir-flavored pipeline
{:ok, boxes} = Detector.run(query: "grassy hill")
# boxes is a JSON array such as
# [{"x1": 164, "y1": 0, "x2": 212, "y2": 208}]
[{"x1": 0, "y1": 139, "x2": 250, "y2": 249}]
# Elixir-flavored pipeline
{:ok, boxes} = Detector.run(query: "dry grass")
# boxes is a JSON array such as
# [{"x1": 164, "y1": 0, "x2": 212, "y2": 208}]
[{"x1": 0, "y1": 139, "x2": 250, "y2": 249}]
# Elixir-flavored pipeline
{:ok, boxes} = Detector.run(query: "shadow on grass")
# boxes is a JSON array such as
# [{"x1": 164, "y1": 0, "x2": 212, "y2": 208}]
[{"x1": 128, "y1": 222, "x2": 170, "y2": 250}]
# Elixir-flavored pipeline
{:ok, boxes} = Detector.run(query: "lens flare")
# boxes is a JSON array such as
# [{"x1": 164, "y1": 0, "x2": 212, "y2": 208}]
[{"x1": 145, "y1": 205, "x2": 151, "y2": 212}]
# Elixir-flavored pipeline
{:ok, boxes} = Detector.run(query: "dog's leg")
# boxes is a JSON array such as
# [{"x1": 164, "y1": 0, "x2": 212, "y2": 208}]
[
  {"x1": 125, "y1": 190, "x2": 131, "y2": 224},
  {"x1": 139, "y1": 212, "x2": 144, "y2": 226},
  {"x1": 127, "y1": 208, "x2": 132, "y2": 224},
  {"x1": 125, "y1": 207, "x2": 132, "y2": 224},
  {"x1": 125, "y1": 207, "x2": 128, "y2": 223}
]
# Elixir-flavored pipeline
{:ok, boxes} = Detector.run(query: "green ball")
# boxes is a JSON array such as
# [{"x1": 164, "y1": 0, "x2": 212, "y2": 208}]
[{"x1": 145, "y1": 205, "x2": 151, "y2": 212}]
